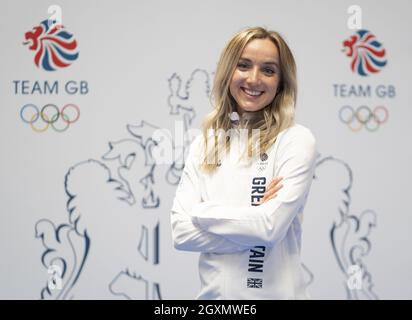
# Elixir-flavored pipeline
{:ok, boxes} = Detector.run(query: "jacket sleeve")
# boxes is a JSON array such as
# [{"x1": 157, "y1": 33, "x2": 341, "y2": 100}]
[
  {"x1": 171, "y1": 135, "x2": 251, "y2": 253},
  {"x1": 190, "y1": 129, "x2": 317, "y2": 247}
]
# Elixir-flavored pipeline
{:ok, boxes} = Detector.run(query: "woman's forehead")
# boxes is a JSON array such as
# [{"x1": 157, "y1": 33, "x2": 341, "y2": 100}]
[{"x1": 241, "y1": 38, "x2": 279, "y2": 62}]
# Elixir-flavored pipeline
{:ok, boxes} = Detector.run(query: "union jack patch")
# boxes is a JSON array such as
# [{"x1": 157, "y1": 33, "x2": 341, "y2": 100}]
[{"x1": 247, "y1": 278, "x2": 263, "y2": 288}]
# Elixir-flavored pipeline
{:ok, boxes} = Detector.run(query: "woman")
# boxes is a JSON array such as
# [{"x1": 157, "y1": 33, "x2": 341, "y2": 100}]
[{"x1": 171, "y1": 27, "x2": 317, "y2": 299}]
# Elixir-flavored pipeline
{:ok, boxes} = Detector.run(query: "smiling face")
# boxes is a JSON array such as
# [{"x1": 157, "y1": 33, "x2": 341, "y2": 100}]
[{"x1": 229, "y1": 38, "x2": 281, "y2": 116}]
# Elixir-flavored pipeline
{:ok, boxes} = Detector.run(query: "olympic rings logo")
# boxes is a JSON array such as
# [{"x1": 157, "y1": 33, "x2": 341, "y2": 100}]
[
  {"x1": 20, "y1": 104, "x2": 80, "y2": 132},
  {"x1": 338, "y1": 105, "x2": 389, "y2": 132}
]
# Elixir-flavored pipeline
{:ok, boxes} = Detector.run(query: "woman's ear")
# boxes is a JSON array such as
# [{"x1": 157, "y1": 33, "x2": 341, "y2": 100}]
[{"x1": 276, "y1": 82, "x2": 283, "y2": 94}]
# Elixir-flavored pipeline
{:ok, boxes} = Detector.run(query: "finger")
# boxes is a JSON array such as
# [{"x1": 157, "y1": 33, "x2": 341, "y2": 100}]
[
  {"x1": 265, "y1": 193, "x2": 279, "y2": 202},
  {"x1": 266, "y1": 184, "x2": 283, "y2": 199},
  {"x1": 268, "y1": 176, "x2": 283, "y2": 189},
  {"x1": 266, "y1": 182, "x2": 284, "y2": 196},
  {"x1": 270, "y1": 176, "x2": 283, "y2": 185},
  {"x1": 271, "y1": 183, "x2": 284, "y2": 193},
  {"x1": 260, "y1": 178, "x2": 283, "y2": 204},
  {"x1": 261, "y1": 193, "x2": 279, "y2": 204},
  {"x1": 264, "y1": 183, "x2": 283, "y2": 199},
  {"x1": 265, "y1": 180, "x2": 284, "y2": 195}
]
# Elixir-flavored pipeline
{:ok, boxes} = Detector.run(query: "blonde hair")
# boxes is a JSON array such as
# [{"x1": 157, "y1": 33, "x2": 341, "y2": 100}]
[{"x1": 201, "y1": 26, "x2": 297, "y2": 173}]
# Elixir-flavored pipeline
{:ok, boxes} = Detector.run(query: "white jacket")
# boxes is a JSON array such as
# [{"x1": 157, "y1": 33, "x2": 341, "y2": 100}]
[{"x1": 171, "y1": 123, "x2": 317, "y2": 299}]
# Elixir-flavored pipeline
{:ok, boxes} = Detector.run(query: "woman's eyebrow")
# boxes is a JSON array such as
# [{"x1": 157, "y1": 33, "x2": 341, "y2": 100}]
[
  {"x1": 264, "y1": 61, "x2": 279, "y2": 66},
  {"x1": 239, "y1": 57, "x2": 279, "y2": 68}
]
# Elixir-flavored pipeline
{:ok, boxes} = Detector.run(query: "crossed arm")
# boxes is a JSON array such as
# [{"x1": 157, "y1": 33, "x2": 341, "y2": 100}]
[{"x1": 171, "y1": 130, "x2": 317, "y2": 252}]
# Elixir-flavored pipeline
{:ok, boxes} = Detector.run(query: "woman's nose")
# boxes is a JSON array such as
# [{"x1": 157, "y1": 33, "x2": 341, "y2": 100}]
[{"x1": 246, "y1": 67, "x2": 261, "y2": 85}]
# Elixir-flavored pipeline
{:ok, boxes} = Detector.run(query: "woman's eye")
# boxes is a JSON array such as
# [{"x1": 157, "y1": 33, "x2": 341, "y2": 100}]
[
  {"x1": 264, "y1": 68, "x2": 276, "y2": 75},
  {"x1": 237, "y1": 63, "x2": 249, "y2": 69}
]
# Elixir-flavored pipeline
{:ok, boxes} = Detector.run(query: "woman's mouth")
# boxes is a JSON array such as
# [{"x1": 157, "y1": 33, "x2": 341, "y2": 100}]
[{"x1": 241, "y1": 87, "x2": 264, "y2": 97}]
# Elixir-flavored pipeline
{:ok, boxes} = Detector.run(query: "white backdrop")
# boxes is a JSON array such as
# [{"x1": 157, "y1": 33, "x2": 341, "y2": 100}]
[{"x1": 0, "y1": 0, "x2": 411, "y2": 299}]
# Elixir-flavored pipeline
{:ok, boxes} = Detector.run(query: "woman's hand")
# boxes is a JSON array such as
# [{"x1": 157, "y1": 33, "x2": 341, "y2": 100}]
[{"x1": 260, "y1": 177, "x2": 283, "y2": 204}]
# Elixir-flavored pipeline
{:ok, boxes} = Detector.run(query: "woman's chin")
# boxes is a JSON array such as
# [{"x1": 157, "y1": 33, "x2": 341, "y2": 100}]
[{"x1": 238, "y1": 106, "x2": 264, "y2": 113}]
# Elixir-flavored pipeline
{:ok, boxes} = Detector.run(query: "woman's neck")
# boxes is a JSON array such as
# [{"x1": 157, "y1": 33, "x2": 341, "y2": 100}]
[{"x1": 230, "y1": 109, "x2": 262, "y2": 128}]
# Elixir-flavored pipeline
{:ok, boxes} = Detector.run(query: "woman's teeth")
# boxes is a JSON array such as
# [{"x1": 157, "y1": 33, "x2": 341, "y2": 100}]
[{"x1": 242, "y1": 88, "x2": 263, "y2": 96}]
